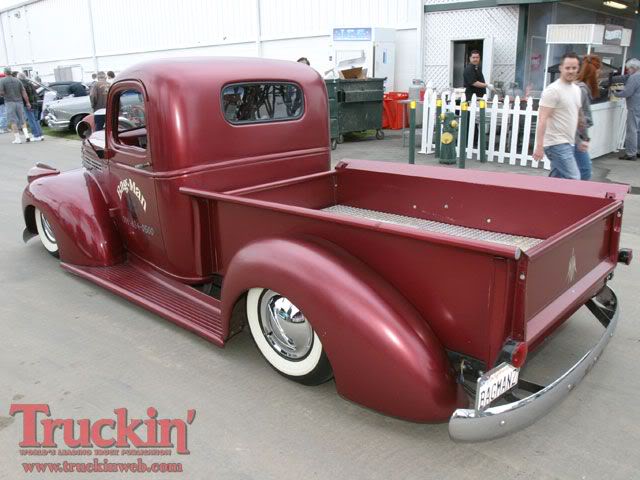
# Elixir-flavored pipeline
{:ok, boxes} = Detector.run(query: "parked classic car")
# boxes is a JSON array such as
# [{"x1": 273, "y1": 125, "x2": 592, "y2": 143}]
[
  {"x1": 44, "y1": 94, "x2": 92, "y2": 132},
  {"x1": 21, "y1": 57, "x2": 633, "y2": 442}
]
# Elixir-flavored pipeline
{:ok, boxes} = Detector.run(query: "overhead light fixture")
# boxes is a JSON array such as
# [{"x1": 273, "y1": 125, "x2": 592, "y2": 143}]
[{"x1": 603, "y1": 1, "x2": 628, "y2": 9}]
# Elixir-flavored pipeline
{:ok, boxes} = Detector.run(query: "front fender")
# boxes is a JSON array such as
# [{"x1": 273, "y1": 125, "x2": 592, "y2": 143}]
[
  {"x1": 222, "y1": 237, "x2": 466, "y2": 422},
  {"x1": 22, "y1": 168, "x2": 124, "y2": 266}
]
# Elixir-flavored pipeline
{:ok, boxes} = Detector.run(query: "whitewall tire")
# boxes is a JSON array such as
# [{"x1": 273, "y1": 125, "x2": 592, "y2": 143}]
[
  {"x1": 34, "y1": 208, "x2": 59, "y2": 257},
  {"x1": 246, "y1": 288, "x2": 333, "y2": 385}
]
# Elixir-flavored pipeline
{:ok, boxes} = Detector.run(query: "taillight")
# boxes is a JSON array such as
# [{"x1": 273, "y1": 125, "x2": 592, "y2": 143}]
[
  {"x1": 510, "y1": 342, "x2": 528, "y2": 368},
  {"x1": 497, "y1": 340, "x2": 528, "y2": 368}
]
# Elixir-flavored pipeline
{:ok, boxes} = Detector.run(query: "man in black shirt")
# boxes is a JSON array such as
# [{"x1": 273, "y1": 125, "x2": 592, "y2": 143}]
[{"x1": 463, "y1": 50, "x2": 489, "y2": 101}]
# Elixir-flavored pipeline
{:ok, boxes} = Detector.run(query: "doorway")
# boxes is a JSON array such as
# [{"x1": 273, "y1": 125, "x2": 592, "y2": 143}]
[{"x1": 452, "y1": 39, "x2": 484, "y2": 88}]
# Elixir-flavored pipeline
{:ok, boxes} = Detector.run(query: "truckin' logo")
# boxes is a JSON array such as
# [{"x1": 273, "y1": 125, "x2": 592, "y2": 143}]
[
  {"x1": 116, "y1": 179, "x2": 147, "y2": 212},
  {"x1": 9, "y1": 404, "x2": 195, "y2": 454},
  {"x1": 567, "y1": 249, "x2": 577, "y2": 284}
]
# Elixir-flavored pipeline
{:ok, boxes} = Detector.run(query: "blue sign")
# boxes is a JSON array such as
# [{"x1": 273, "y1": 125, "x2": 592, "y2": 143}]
[{"x1": 333, "y1": 28, "x2": 372, "y2": 41}]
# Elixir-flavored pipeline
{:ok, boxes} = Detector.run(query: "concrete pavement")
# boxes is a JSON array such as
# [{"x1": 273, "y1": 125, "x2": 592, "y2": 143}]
[{"x1": 0, "y1": 131, "x2": 639, "y2": 479}]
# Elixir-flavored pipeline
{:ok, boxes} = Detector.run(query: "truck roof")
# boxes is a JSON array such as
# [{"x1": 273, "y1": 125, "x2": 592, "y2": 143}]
[{"x1": 113, "y1": 57, "x2": 330, "y2": 172}]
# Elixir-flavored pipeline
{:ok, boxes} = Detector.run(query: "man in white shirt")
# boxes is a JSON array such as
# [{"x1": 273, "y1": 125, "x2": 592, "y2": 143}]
[{"x1": 533, "y1": 52, "x2": 587, "y2": 180}]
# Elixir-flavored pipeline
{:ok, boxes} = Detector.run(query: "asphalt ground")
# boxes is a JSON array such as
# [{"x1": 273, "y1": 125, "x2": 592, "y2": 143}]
[{"x1": 0, "y1": 130, "x2": 639, "y2": 479}]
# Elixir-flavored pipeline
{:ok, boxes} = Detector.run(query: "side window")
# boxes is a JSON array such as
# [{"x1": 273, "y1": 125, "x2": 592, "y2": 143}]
[
  {"x1": 115, "y1": 89, "x2": 147, "y2": 150},
  {"x1": 222, "y1": 83, "x2": 304, "y2": 124}
]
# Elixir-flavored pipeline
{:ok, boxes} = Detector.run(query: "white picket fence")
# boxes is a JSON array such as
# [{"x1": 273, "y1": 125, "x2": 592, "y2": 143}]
[{"x1": 420, "y1": 89, "x2": 551, "y2": 170}]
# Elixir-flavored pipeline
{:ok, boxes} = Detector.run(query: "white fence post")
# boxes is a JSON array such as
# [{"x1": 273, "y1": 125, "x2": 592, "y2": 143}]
[
  {"x1": 520, "y1": 97, "x2": 534, "y2": 166},
  {"x1": 509, "y1": 96, "x2": 521, "y2": 165},
  {"x1": 488, "y1": 95, "x2": 499, "y2": 163},
  {"x1": 497, "y1": 95, "x2": 510, "y2": 164},
  {"x1": 420, "y1": 88, "x2": 433, "y2": 154},
  {"x1": 467, "y1": 94, "x2": 477, "y2": 160}
]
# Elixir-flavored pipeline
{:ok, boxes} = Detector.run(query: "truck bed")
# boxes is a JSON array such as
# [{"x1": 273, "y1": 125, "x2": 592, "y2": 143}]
[{"x1": 181, "y1": 159, "x2": 629, "y2": 367}]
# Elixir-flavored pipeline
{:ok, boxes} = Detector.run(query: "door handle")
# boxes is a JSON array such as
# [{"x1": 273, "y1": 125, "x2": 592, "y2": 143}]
[{"x1": 134, "y1": 162, "x2": 151, "y2": 169}]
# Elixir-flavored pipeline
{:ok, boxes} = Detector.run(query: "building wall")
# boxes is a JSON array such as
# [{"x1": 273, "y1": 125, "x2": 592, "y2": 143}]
[
  {"x1": 0, "y1": 0, "x2": 421, "y2": 91},
  {"x1": 423, "y1": 2, "x2": 520, "y2": 90}
]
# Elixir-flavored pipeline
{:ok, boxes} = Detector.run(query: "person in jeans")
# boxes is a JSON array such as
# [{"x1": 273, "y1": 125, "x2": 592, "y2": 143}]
[
  {"x1": 0, "y1": 93, "x2": 7, "y2": 134},
  {"x1": 533, "y1": 52, "x2": 586, "y2": 179},
  {"x1": 0, "y1": 71, "x2": 7, "y2": 133},
  {"x1": 574, "y1": 55, "x2": 601, "y2": 180},
  {"x1": 613, "y1": 58, "x2": 640, "y2": 160},
  {"x1": 18, "y1": 73, "x2": 43, "y2": 141},
  {"x1": 0, "y1": 66, "x2": 32, "y2": 144}
]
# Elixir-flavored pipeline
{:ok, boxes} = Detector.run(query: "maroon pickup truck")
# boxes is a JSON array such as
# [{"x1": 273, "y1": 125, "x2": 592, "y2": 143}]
[{"x1": 21, "y1": 57, "x2": 632, "y2": 441}]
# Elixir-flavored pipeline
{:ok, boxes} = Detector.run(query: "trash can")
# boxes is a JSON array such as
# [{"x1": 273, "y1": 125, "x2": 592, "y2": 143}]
[
  {"x1": 382, "y1": 91, "x2": 409, "y2": 130},
  {"x1": 326, "y1": 78, "x2": 385, "y2": 149}
]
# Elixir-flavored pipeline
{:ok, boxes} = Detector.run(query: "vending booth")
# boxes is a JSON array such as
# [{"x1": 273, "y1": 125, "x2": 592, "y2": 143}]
[{"x1": 544, "y1": 24, "x2": 632, "y2": 158}]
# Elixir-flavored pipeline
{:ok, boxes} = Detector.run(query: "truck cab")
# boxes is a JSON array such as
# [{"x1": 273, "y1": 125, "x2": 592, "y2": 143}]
[{"x1": 81, "y1": 58, "x2": 330, "y2": 280}]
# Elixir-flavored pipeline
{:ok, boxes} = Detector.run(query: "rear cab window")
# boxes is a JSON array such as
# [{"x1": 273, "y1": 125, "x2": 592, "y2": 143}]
[{"x1": 222, "y1": 83, "x2": 304, "y2": 124}]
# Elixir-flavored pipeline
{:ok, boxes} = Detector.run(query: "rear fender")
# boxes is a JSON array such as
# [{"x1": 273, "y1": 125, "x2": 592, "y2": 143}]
[
  {"x1": 23, "y1": 168, "x2": 124, "y2": 266},
  {"x1": 222, "y1": 237, "x2": 466, "y2": 422}
]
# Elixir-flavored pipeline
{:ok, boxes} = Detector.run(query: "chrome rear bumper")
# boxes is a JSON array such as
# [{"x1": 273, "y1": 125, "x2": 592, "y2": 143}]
[
  {"x1": 449, "y1": 285, "x2": 618, "y2": 442},
  {"x1": 45, "y1": 114, "x2": 69, "y2": 131}
]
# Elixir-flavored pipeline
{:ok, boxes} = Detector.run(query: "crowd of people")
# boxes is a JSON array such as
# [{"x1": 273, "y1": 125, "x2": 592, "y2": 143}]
[
  {"x1": 2, "y1": 55, "x2": 639, "y2": 173},
  {"x1": 0, "y1": 68, "x2": 115, "y2": 143},
  {"x1": 534, "y1": 53, "x2": 640, "y2": 180},
  {"x1": 0, "y1": 67, "x2": 43, "y2": 143}
]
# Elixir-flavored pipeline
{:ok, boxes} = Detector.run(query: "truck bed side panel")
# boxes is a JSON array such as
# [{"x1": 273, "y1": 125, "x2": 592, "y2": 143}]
[{"x1": 213, "y1": 201, "x2": 504, "y2": 363}]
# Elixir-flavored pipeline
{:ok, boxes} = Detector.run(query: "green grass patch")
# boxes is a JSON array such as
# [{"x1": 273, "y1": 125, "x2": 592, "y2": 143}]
[{"x1": 42, "y1": 126, "x2": 79, "y2": 140}]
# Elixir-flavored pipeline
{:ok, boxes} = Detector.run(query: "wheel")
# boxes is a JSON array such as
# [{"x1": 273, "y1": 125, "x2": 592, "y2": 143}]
[
  {"x1": 246, "y1": 288, "x2": 333, "y2": 385},
  {"x1": 375, "y1": 129, "x2": 385, "y2": 140},
  {"x1": 337, "y1": 134, "x2": 344, "y2": 144},
  {"x1": 34, "y1": 208, "x2": 59, "y2": 257},
  {"x1": 331, "y1": 138, "x2": 337, "y2": 150}
]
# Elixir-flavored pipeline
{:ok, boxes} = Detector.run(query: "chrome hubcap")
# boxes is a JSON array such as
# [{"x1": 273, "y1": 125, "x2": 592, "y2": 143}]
[
  {"x1": 259, "y1": 290, "x2": 313, "y2": 360},
  {"x1": 40, "y1": 213, "x2": 56, "y2": 244}
]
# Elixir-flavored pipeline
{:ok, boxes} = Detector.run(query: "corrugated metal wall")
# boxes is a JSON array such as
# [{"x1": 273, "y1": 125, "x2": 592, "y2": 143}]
[{"x1": 0, "y1": 0, "x2": 420, "y2": 89}]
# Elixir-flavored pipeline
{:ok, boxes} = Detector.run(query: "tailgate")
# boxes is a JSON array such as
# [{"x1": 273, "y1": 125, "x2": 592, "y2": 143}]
[{"x1": 518, "y1": 201, "x2": 623, "y2": 348}]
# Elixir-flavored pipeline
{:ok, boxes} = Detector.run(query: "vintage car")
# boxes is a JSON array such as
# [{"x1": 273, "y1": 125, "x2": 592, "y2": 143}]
[
  {"x1": 21, "y1": 57, "x2": 632, "y2": 442},
  {"x1": 44, "y1": 94, "x2": 92, "y2": 132}
]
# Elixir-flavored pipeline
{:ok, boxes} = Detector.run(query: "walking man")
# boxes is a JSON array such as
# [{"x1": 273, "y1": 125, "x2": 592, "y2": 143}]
[
  {"x1": 613, "y1": 58, "x2": 640, "y2": 160},
  {"x1": 0, "y1": 67, "x2": 32, "y2": 143},
  {"x1": 533, "y1": 52, "x2": 586, "y2": 179}
]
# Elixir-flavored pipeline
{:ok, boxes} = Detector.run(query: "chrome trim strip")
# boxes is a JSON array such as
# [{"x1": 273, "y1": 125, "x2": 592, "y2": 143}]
[
  {"x1": 46, "y1": 119, "x2": 69, "y2": 130},
  {"x1": 449, "y1": 286, "x2": 618, "y2": 442}
]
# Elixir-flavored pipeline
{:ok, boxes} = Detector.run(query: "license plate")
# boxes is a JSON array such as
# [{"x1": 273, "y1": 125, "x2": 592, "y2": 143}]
[{"x1": 475, "y1": 363, "x2": 520, "y2": 411}]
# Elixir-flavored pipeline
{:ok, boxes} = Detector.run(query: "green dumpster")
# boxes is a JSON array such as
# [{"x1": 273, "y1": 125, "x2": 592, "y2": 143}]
[{"x1": 325, "y1": 78, "x2": 385, "y2": 150}]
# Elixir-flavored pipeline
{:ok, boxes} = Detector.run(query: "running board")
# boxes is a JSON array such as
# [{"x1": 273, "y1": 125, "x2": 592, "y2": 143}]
[{"x1": 61, "y1": 261, "x2": 225, "y2": 346}]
